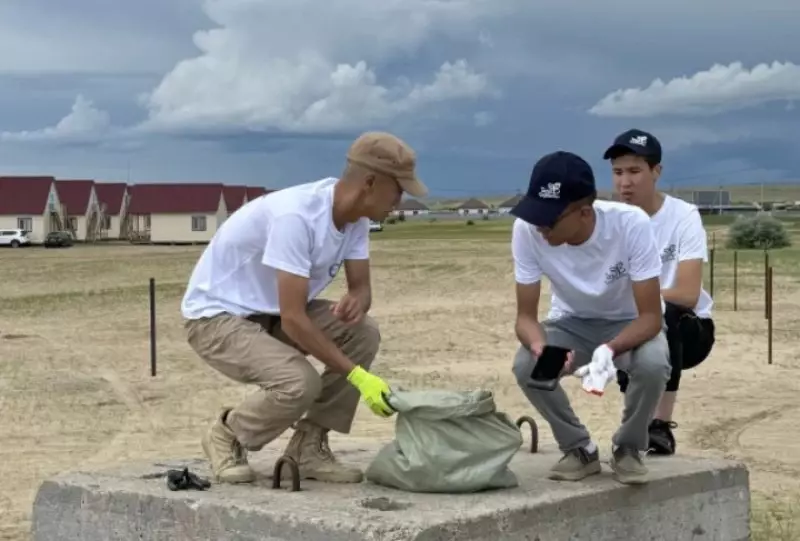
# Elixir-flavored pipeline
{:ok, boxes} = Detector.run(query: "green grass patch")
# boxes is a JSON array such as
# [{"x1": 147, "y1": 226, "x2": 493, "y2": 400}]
[
  {"x1": 702, "y1": 214, "x2": 800, "y2": 226},
  {"x1": 374, "y1": 218, "x2": 514, "y2": 240},
  {"x1": 703, "y1": 248, "x2": 800, "y2": 295},
  {"x1": 707, "y1": 247, "x2": 800, "y2": 265},
  {"x1": 704, "y1": 247, "x2": 800, "y2": 287},
  {"x1": 752, "y1": 493, "x2": 800, "y2": 540},
  {"x1": 372, "y1": 215, "x2": 800, "y2": 243}
]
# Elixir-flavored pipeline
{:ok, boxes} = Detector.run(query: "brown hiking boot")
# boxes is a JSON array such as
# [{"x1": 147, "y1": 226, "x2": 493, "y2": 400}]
[
  {"x1": 548, "y1": 446, "x2": 602, "y2": 481},
  {"x1": 201, "y1": 409, "x2": 256, "y2": 484},
  {"x1": 610, "y1": 445, "x2": 648, "y2": 485},
  {"x1": 281, "y1": 420, "x2": 363, "y2": 483}
]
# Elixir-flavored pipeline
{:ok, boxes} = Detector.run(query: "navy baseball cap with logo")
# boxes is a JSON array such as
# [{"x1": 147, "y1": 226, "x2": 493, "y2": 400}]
[
  {"x1": 510, "y1": 150, "x2": 597, "y2": 228},
  {"x1": 603, "y1": 128, "x2": 662, "y2": 164}
]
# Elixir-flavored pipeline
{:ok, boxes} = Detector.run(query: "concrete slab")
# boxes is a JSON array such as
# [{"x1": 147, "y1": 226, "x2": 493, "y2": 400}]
[{"x1": 31, "y1": 445, "x2": 750, "y2": 541}]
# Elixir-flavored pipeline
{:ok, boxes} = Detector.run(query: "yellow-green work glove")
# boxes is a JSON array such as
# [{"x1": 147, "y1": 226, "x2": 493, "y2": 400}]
[{"x1": 346, "y1": 366, "x2": 395, "y2": 417}]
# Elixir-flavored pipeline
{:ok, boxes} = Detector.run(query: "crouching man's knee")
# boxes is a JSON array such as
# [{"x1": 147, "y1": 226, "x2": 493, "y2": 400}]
[
  {"x1": 229, "y1": 357, "x2": 323, "y2": 451},
  {"x1": 277, "y1": 359, "x2": 324, "y2": 414},
  {"x1": 628, "y1": 332, "x2": 671, "y2": 386}
]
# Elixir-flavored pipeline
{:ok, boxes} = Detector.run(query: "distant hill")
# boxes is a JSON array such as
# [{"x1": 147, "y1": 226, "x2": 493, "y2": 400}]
[
  {"x1": 426, "y1": 196, "x2": 514, "y2": 210},
  {"x1": 671, "y1": 183, "x2": 800, "y2": 204},
  {"x1": 422, "y1": 182, "x2": 800, "y2": 208}
]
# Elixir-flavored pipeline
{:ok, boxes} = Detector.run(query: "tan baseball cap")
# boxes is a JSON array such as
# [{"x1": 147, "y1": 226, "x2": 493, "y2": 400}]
[{"x1": 346, "y1": 131, "x2": 428, "y2": 198}]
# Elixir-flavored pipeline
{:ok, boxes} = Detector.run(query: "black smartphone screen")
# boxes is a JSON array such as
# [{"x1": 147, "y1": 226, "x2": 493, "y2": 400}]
[{"x1": 530, "y1": 345, "x2": 571, "y2": 381}]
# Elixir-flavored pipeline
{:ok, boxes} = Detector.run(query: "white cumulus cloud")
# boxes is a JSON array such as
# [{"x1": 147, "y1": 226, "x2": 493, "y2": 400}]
[
  {"x1": 588, "y1": 61, "x2": 800, "y2": 117},
  {"x1": 139, "y1": 0, "x2": 499, "y2": 134},
  {"x1": 0, "y1": 95, "x2": 111, "y2": 143}
]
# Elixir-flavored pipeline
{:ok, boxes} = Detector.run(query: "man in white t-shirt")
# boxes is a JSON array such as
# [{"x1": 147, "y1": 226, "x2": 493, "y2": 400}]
[
  {"x1": 510, "y1": 150, "x2": 671, "y2": 485},
  {"x1": 180, "y1": 131, "x2": 428, "y2": 485},
  {"x1": 604, "y1": 129, "x2": 716, "y2": 456}
]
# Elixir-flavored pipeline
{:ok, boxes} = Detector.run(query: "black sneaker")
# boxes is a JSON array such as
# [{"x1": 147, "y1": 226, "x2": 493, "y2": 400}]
[{"x1": 647, "y1": 419, "x2": 677, "y2": 455}]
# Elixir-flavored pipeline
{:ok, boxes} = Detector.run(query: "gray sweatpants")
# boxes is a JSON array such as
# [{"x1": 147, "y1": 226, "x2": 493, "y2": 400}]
[{"x1": 512, "y1": 316, "x2": 671, "y2": 452}]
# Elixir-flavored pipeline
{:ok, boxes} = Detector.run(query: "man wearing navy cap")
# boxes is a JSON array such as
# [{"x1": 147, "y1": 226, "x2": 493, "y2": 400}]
[
  {"x1": 604, "y1": 129, "x2": 716, "y2": 457},
  {"x1": 510, "y1": 150, "x2": 670, "y2": 485}
]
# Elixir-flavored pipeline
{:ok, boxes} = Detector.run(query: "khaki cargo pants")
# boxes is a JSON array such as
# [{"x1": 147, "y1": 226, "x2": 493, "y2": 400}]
[{"x1": 185, "y1": 299, "x2": 381, "y2": 452}]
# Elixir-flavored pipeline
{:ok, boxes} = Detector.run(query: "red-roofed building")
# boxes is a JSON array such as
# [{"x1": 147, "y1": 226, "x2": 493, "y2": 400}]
[
  {"x1": 55, "y1": 179, "x2": 103, "y2": 241},
  {"x1": 126, "y1": 183, "x2": 227, "y2": 243},
  {"x1": 94, "y1": 182, "x2": 130, "y2": 240},
  {"x1": 0, "y1": 176, "x2": 68, "y2": 243},
  {"x1": 223, "y1": 185, "x2": 248, "y2": 216},
  {"x1": 245, "y1": 186, "x2": 270, "y2": 201}
]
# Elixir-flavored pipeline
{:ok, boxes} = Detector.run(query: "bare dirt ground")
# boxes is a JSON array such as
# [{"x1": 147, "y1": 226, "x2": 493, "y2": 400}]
[{"x1": 1, "y1": 235, "x2": 799, "y2": 540}]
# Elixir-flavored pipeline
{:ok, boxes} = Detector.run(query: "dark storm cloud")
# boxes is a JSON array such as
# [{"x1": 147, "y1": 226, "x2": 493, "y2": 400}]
[{"x1": 0, "y1": 0, "x2": 799, "y2": 192}]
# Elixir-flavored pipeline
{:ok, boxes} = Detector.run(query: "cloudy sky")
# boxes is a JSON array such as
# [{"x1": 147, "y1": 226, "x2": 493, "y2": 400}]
[{"x1": 1, "y1": 0, "x2": 799, "y2": 197}]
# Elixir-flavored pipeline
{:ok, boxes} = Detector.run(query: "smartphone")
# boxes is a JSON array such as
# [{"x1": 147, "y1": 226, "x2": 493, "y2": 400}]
[{"x1": 527, "y1": 345, "x2": 571, "y2": 391}]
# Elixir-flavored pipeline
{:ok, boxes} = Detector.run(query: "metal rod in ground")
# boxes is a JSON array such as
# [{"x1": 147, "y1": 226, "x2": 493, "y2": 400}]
[
  {"x1": 709, "y1": 248, "x2": 715, "y2": 298},
  {"x1": 733, "y1": 250, "x2": 738, "y2": 311},
  {"x1": 764, "y1": 250, "x2": 770, "y2": 320},
  {"x1": 767, "y1": 266, "x2": 773, "y2": 365},
  {"x1": 149, "y1": 277, "x2": 157, "y2": 377}
]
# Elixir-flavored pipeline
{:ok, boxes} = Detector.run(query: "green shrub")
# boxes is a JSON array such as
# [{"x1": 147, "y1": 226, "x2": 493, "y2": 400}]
[
  {"x1": 725, "y1": 213, "x2": 791, "y2": 250},
  {"x1": 466, "y1": 219, "x2": 474, "y2": 226}
]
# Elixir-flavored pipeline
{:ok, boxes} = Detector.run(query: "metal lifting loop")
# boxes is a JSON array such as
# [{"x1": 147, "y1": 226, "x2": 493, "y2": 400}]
[
  {"x1": 516, "y1": 416, "x2": 539, "y2": 453},
  {"x1": 271, "y1": 455, "x2": 301, "y2": 492}
]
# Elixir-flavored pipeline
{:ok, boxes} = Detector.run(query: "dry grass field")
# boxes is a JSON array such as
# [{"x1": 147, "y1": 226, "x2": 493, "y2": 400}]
[{"x1": 2, "y1": 218, "x2": 800, "y2": 540}]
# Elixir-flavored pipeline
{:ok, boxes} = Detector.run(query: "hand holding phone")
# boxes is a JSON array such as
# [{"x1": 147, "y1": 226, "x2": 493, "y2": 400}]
[{"x1": 527, "y1": 345, "x2": 572, "y2": 391}]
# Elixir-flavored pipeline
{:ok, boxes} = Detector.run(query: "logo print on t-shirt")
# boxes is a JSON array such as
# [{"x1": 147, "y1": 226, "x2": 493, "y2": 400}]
[
  {"x1": 328, "y1": 261, "x2": 342, "y2": 278},
  {"x1": 604, "y1": 261, "x2": 628, "y2": 285},
  {"x1": 661, "y1": 244, "x2": 677, "y2": 263}
]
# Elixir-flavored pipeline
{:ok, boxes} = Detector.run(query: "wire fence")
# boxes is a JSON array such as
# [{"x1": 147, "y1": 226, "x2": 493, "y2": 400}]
[{"x1": 703, "y1": 247, "x2": 799, "y2": 365}]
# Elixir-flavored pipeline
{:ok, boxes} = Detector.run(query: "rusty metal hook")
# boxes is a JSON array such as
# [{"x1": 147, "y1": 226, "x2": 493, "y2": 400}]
[
  {"x1": 516, "y1": 416, "x2": 539, "y2": 453},
  {"x1": 271, "y1": 455, "x2": 301, "y2": 492}
]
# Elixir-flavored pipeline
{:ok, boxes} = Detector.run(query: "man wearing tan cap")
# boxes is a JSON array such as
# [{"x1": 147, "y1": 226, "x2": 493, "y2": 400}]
[{"x1": 181, "y1": 131, "x2": 427, "y2": 485}]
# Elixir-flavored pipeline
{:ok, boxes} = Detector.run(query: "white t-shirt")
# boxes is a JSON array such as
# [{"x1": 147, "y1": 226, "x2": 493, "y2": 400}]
[
  {"x1": 181, "y1": 177, "x2": 370, "y2": 319},
  {"x1": 512, "y1": 200, "x2": 663, "y2": 321},
  {"x1": 650, "y1": 195, "x2": 714, "y2": 318}
]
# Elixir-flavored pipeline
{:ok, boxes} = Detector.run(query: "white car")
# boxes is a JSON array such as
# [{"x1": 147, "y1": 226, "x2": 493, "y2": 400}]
[
  {"x1": 0, "y1": 229, "x2": 32, "y2": 247},
  {"x1": 369, "y1": 220, "x2": 384, "y2": 232}
]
